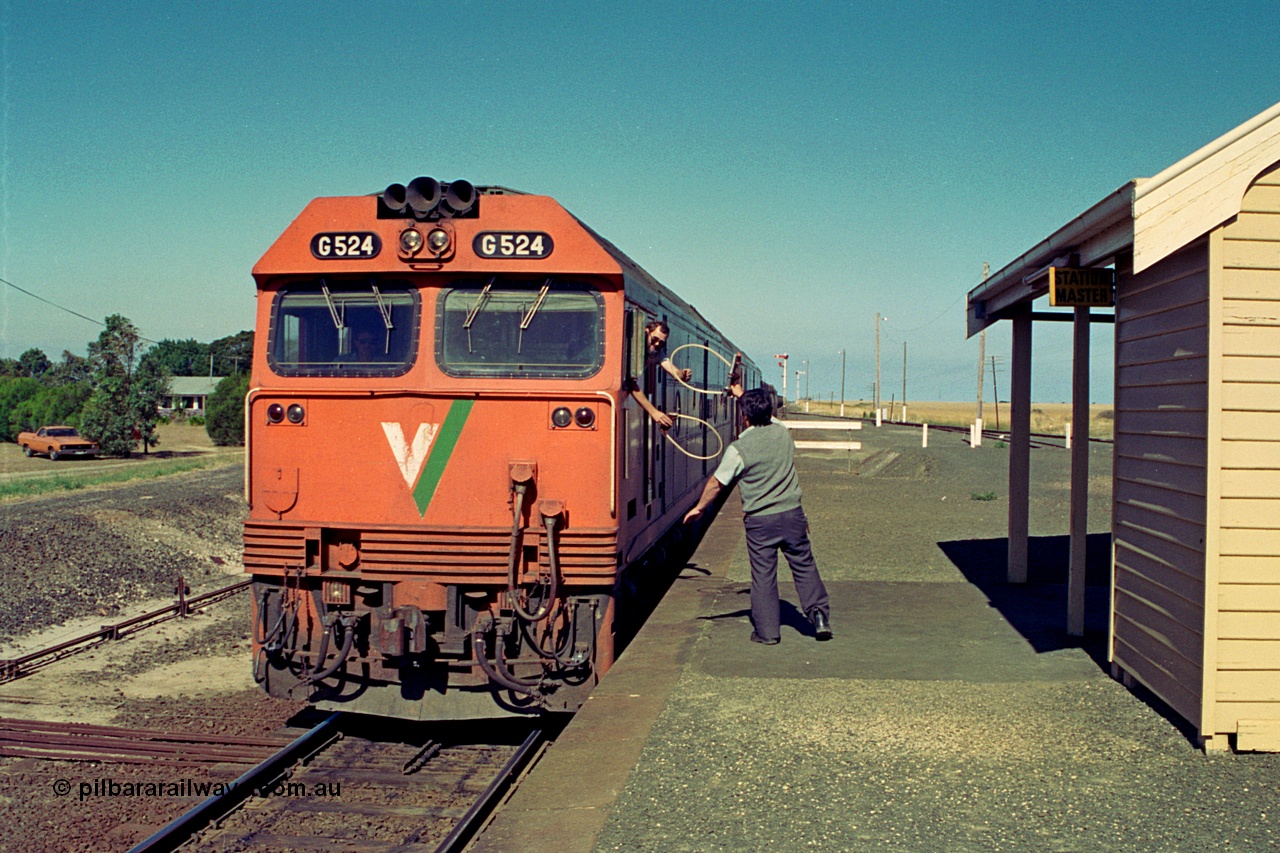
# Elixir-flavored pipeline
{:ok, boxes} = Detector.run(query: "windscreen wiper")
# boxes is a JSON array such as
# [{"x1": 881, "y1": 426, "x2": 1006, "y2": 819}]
[
  {"x1": 370, "y1": 280, "x2": 394, "y2": 355},
  {"x1": 320, "y1": 279, "x2": 345, "y2": 330},
  {"x1": 463, "y1": 277, "x2": 495, "y2": 353},
  {"x1": 517, "y1": 278, "x2": 552, "y2": 354}
]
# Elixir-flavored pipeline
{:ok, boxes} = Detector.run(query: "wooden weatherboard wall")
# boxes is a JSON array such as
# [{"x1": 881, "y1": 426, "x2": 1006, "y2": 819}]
[
  {"x1": 1211, "y1": 162, "x2": 1280, "y2": 749},
  {"x1": 1112, "y1": 240, "x2": 1211, "y2": 730}
]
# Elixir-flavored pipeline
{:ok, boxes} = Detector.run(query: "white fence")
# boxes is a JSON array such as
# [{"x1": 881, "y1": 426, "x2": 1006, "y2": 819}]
[{"x1": 781, "y1": 420, "x2": 862, "y2": 451}]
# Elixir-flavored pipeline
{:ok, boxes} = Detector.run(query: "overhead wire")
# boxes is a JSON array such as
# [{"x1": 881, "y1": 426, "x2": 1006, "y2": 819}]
[{"x1": 1, "y1": 275, "x2": 161, "y2": 346}]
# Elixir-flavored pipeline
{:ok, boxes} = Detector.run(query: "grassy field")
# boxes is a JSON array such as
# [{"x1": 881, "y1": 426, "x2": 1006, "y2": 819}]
[
  {"x1": 1, "y1": 422, "x2": 243, "y2": 499},
  {"x1": 790, "y1": 400, "x2": 1115, "y2": 439}
]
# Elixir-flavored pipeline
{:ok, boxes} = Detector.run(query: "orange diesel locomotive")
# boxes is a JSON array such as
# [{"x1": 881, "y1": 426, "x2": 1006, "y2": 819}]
[{"x1": 246, "y1": 178, "x2": 760, "y2": 720}]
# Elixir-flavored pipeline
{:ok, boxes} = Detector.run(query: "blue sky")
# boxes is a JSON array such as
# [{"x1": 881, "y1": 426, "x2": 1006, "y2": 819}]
[{"x1": 2, "y1": 1, "x2": 1277, "y2": 401}]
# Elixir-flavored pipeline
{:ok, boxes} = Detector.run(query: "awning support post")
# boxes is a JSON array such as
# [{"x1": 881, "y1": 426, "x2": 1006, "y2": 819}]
[
  {"x1": 1008, "y1": 308, "x2": 1032, "y2": 584},
  {"x1": 1068, "y1": 305, "x2": 1090, "y2": 636}
]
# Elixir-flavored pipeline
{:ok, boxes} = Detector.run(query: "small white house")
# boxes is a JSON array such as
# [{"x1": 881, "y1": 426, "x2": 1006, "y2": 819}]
[{"x1": 161, "y1": 376, "x2": 224, "y2": 415}]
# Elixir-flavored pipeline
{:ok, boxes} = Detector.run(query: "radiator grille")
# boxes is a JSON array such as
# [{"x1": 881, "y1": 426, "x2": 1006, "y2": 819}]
[{"x1": 244, "y1": 521, "x2": 618, "y2": 577}]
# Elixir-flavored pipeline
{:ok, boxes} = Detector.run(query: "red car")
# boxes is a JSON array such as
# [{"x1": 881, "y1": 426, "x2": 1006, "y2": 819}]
[{"x1": 17, "y1": 426, "x2": 100, "y2": 460}]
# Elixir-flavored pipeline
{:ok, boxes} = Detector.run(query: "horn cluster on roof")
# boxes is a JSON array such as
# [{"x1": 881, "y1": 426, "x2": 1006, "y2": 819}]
[{"x1": 380, "y1": 177, "x2": 478, "y2": 220}]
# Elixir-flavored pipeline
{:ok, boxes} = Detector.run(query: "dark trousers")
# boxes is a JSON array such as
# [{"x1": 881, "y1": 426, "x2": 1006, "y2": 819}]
[{"x1": 743, "y1": 506, "x2": 829, "y2": 641}]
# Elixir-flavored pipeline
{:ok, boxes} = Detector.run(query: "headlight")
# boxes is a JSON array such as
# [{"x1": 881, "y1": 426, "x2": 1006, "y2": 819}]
[
  {"x1": 286, "y1": 404, "x2": 305, "y2": 424},
  {"x1": 399, "y1": 228, "x2": 423, "y2": 254},
  {"x1": 574, "y1": 407, "x2": 595, "y2": 428},
  {"x1": 427, "y1": 228, "x2": 450, "y2": 253},
  {"x1": 266, "y1": 403, "x2": 284, "y2": 424},
  {"x1": 551, "y1": 407, "x2": 572, "y2": 428}
]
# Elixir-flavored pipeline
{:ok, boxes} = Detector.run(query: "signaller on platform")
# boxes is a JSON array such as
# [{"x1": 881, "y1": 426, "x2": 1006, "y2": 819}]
[{"x1": 683, "y1": 388, "x2": 832, "y2": 644}]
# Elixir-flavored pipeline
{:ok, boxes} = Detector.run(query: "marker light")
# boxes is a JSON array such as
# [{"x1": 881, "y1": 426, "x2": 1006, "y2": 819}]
[
  {"x1": 574, "y1": 407, "x2": 595, "y2": 428},
  {"x1": 399, "y1": 228, "x2": 423, "y2": 254},
  {"x1": 286, "y1": 404, "x2": 305, "y2": 424},
  {"x1": 267, "y1": 403, "x2": 284, "y2": 424},
  {"x1": 551, "y1": 407, "x2": 573, "y2": 428},
  {"x1": 427, "y1": 228, "x2": 450, "y2": 253}
]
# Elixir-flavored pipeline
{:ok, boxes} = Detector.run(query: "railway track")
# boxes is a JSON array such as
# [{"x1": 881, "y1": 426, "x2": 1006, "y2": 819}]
[
  {"x1": 0, "y1": 577, "x2": 250, "y2": 684},
  {"x1": 0, "y1": 717, "x2": 292, "y2": 766},
  {"x1": 129, "y1": 713, "x2": 549, "y2": 853}
]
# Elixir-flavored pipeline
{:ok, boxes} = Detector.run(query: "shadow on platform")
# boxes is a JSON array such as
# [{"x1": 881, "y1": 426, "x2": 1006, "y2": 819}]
[{"x1": 938, "y1": 533, "x2": 1111, "y2": 670}]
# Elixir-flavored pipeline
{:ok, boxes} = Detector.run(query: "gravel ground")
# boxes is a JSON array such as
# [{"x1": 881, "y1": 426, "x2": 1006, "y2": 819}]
[
  {"x1": 595, "y1": 670, "x2": 1280, "y2": 852},
  {"x1": 0, "y1": 462, "x2": 306, "y2": 852},
  {"x1": 0, "y1": 466, "x2": 248, "y2": 643}
]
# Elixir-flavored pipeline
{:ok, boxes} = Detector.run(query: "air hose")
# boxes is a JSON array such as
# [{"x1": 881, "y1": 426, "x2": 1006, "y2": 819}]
[
  {"x1": 507, "y1": 492, "x2": 560, "y2": 623},
  {"x1": 472, "y1": 615, "x2": 540, "y2": 694},
  {"x1": 307, "y1": 613, "x2": 359, "y2": 683}
]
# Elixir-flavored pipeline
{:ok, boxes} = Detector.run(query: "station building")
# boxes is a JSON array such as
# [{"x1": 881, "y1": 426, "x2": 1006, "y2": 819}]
[{"x1": 966, "y1": 100, "x2": 1280, "y2": 751}]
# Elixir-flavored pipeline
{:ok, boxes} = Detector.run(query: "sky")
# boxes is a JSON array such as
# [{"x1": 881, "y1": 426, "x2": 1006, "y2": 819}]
[{"x1": 2, "y1": 1, "x2": 1278, "y2": 402}]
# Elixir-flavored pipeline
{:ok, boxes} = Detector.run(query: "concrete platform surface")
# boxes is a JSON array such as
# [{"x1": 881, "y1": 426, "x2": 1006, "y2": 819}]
[{"x1": 472, "y1": 423, "x2": 1280, "y2": 852}]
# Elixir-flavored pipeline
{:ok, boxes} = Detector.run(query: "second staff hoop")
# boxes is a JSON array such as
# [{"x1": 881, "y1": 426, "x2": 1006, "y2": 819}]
[{"x1": 667, "y1": 343, "x2": 741, "y2": 396}]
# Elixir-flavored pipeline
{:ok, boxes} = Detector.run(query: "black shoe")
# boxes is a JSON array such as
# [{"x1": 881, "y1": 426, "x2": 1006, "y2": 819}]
[
  {"x1": 809, "y1": 610, "x2": 833, "y2": 641},
  {"x1": 750, "y1": 632, "x2": 780, "y2": 645}
]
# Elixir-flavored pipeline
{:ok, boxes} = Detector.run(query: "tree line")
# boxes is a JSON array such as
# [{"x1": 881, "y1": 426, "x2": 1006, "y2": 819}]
[{"x1": 1, "y1": 316, "x2": 253, "y2": 454}]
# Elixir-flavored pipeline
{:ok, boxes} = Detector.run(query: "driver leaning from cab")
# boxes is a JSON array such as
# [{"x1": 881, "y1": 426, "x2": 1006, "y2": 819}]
[{"x1": 625, "y1": 320, "x2": 691, "y2": 431}]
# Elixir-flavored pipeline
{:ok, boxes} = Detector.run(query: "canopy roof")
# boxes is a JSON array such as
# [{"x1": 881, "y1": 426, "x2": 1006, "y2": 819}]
[{"x1": 967, "y1": 100, "x2": 1280, "y2": 337}]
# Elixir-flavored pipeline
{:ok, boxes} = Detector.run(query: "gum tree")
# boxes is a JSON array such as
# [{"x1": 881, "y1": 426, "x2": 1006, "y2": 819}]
[{"x1": 80, "y1": 315, "x2": 170, "y2": 456}]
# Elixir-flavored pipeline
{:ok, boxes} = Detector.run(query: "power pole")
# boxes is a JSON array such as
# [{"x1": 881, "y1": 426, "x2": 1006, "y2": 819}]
[
  {"x1": 803, "y1": 360, "x2": 809, "y2": 403},
  {"x1": 991, "y1": 354, "x2": 1000, "y2": 431},
  {"x1": 977, "y1": 262, "x2": 988, "y2": 419},
  {"x1": 839, "y1": 349, "x2": 846, "y2": 417},
  {"x1": 902, "y1": 341, "x2": 907, "y2": 422},
  {"x1": 874, "y1": 312, "x2": 882, "y2": 413}
]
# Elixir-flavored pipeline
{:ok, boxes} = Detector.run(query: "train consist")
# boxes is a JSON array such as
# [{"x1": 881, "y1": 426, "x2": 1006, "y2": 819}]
[{"x1": 246, "y1": 178, "x2": 759, "y2": 720}]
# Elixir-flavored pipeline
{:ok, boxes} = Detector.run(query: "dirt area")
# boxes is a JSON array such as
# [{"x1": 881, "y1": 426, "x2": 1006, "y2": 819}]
[{"x1": 0, "y1": 461, "x2": 304, "y2": 852}]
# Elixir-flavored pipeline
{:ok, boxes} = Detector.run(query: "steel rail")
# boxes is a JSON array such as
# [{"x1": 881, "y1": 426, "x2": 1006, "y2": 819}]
[
  {"x1": 0, "y1": 718, "x2": 291, "y2": 765},
  {"x1": 0, "y1": 578, "x2": 251, "y2": 683},
  {"x1": 126, "y1": 712, "x2": 343, "y2": 853},
  {"x1": 429, "y1": 727, "x2": 545, "y2": 853},
  {"x1": 0, "y1": 717, "x2": 284, "y2": 744}
]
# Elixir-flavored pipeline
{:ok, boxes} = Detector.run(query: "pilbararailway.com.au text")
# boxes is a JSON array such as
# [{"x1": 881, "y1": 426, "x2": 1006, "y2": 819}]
[{"x1": 54, "y1": 778, "x2": 342, "y2": 801}]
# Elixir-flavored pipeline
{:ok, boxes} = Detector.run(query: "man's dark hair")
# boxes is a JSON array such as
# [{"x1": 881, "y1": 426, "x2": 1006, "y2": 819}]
[
  {"x1": 644, "y1": 320, "x2": 670, "y2": 336},
  {"x1": 739, "y1": 388, "x2": 773, "y2": 426}
]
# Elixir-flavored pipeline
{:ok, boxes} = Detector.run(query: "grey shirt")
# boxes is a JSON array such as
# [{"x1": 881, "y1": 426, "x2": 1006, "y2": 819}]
[{"x1": 713, "y1": 422, "x2": 803, "y2": 517}]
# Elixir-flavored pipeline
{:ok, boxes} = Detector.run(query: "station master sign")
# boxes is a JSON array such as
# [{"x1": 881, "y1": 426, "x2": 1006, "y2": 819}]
[{"x1": 1049, "y1": 267, "x2": 1115, "y2": 307}]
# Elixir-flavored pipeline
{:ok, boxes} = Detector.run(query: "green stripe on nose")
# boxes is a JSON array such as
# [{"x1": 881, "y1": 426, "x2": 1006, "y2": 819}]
[{"x1": 412, "y1": 399, "x2": 474, "y2": 516}]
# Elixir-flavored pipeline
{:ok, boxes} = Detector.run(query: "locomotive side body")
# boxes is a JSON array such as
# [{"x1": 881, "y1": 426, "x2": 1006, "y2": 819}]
[{"x1": 246, "y1": 184, "x2": 758, "y2": 720}]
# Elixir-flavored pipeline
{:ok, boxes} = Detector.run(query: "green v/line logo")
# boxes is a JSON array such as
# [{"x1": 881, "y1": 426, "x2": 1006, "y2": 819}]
[{"x1": 381, "y1": 399, "x2": 473, "y2": 516}]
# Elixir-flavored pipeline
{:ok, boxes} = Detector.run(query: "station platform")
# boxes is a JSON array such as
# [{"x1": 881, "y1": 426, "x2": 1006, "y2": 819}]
[{"x1": 470, "y1": 424, "x2": 1279, "y2": 852}]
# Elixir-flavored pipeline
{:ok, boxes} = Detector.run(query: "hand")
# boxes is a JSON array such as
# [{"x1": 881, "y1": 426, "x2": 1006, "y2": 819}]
[
  {"x1": 683, "y1": 506, "x2": 703, "y2": 524},
  {"x1": 679, "y1": 368, "x2": 692, "y2": 382},
  {"x1": 654, "y1": 411, "x2": 674, "y2": 430}
]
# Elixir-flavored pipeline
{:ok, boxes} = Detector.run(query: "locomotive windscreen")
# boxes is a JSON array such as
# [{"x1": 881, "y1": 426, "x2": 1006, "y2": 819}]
[
  {"x1": 266, "y1": 281, "x2": 419, "y2": 377},
  {"x1": 436, "y1": 278, "x2": 603, "y2": 378}
]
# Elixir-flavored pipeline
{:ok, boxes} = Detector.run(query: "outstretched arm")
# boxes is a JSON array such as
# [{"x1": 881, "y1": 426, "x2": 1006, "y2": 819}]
[
  {"x1": 661, "y1": 357, "x2": 692, "y2": 383},
  {"x1": 629, "y1": 384, "x2": 674, "y2": 430},
  {"x1": 727, "y1": 352, "x2": 743, "y2": 397},
  {"x1": 682, "y1": 474, "x2": 723, "y2": 524}
]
